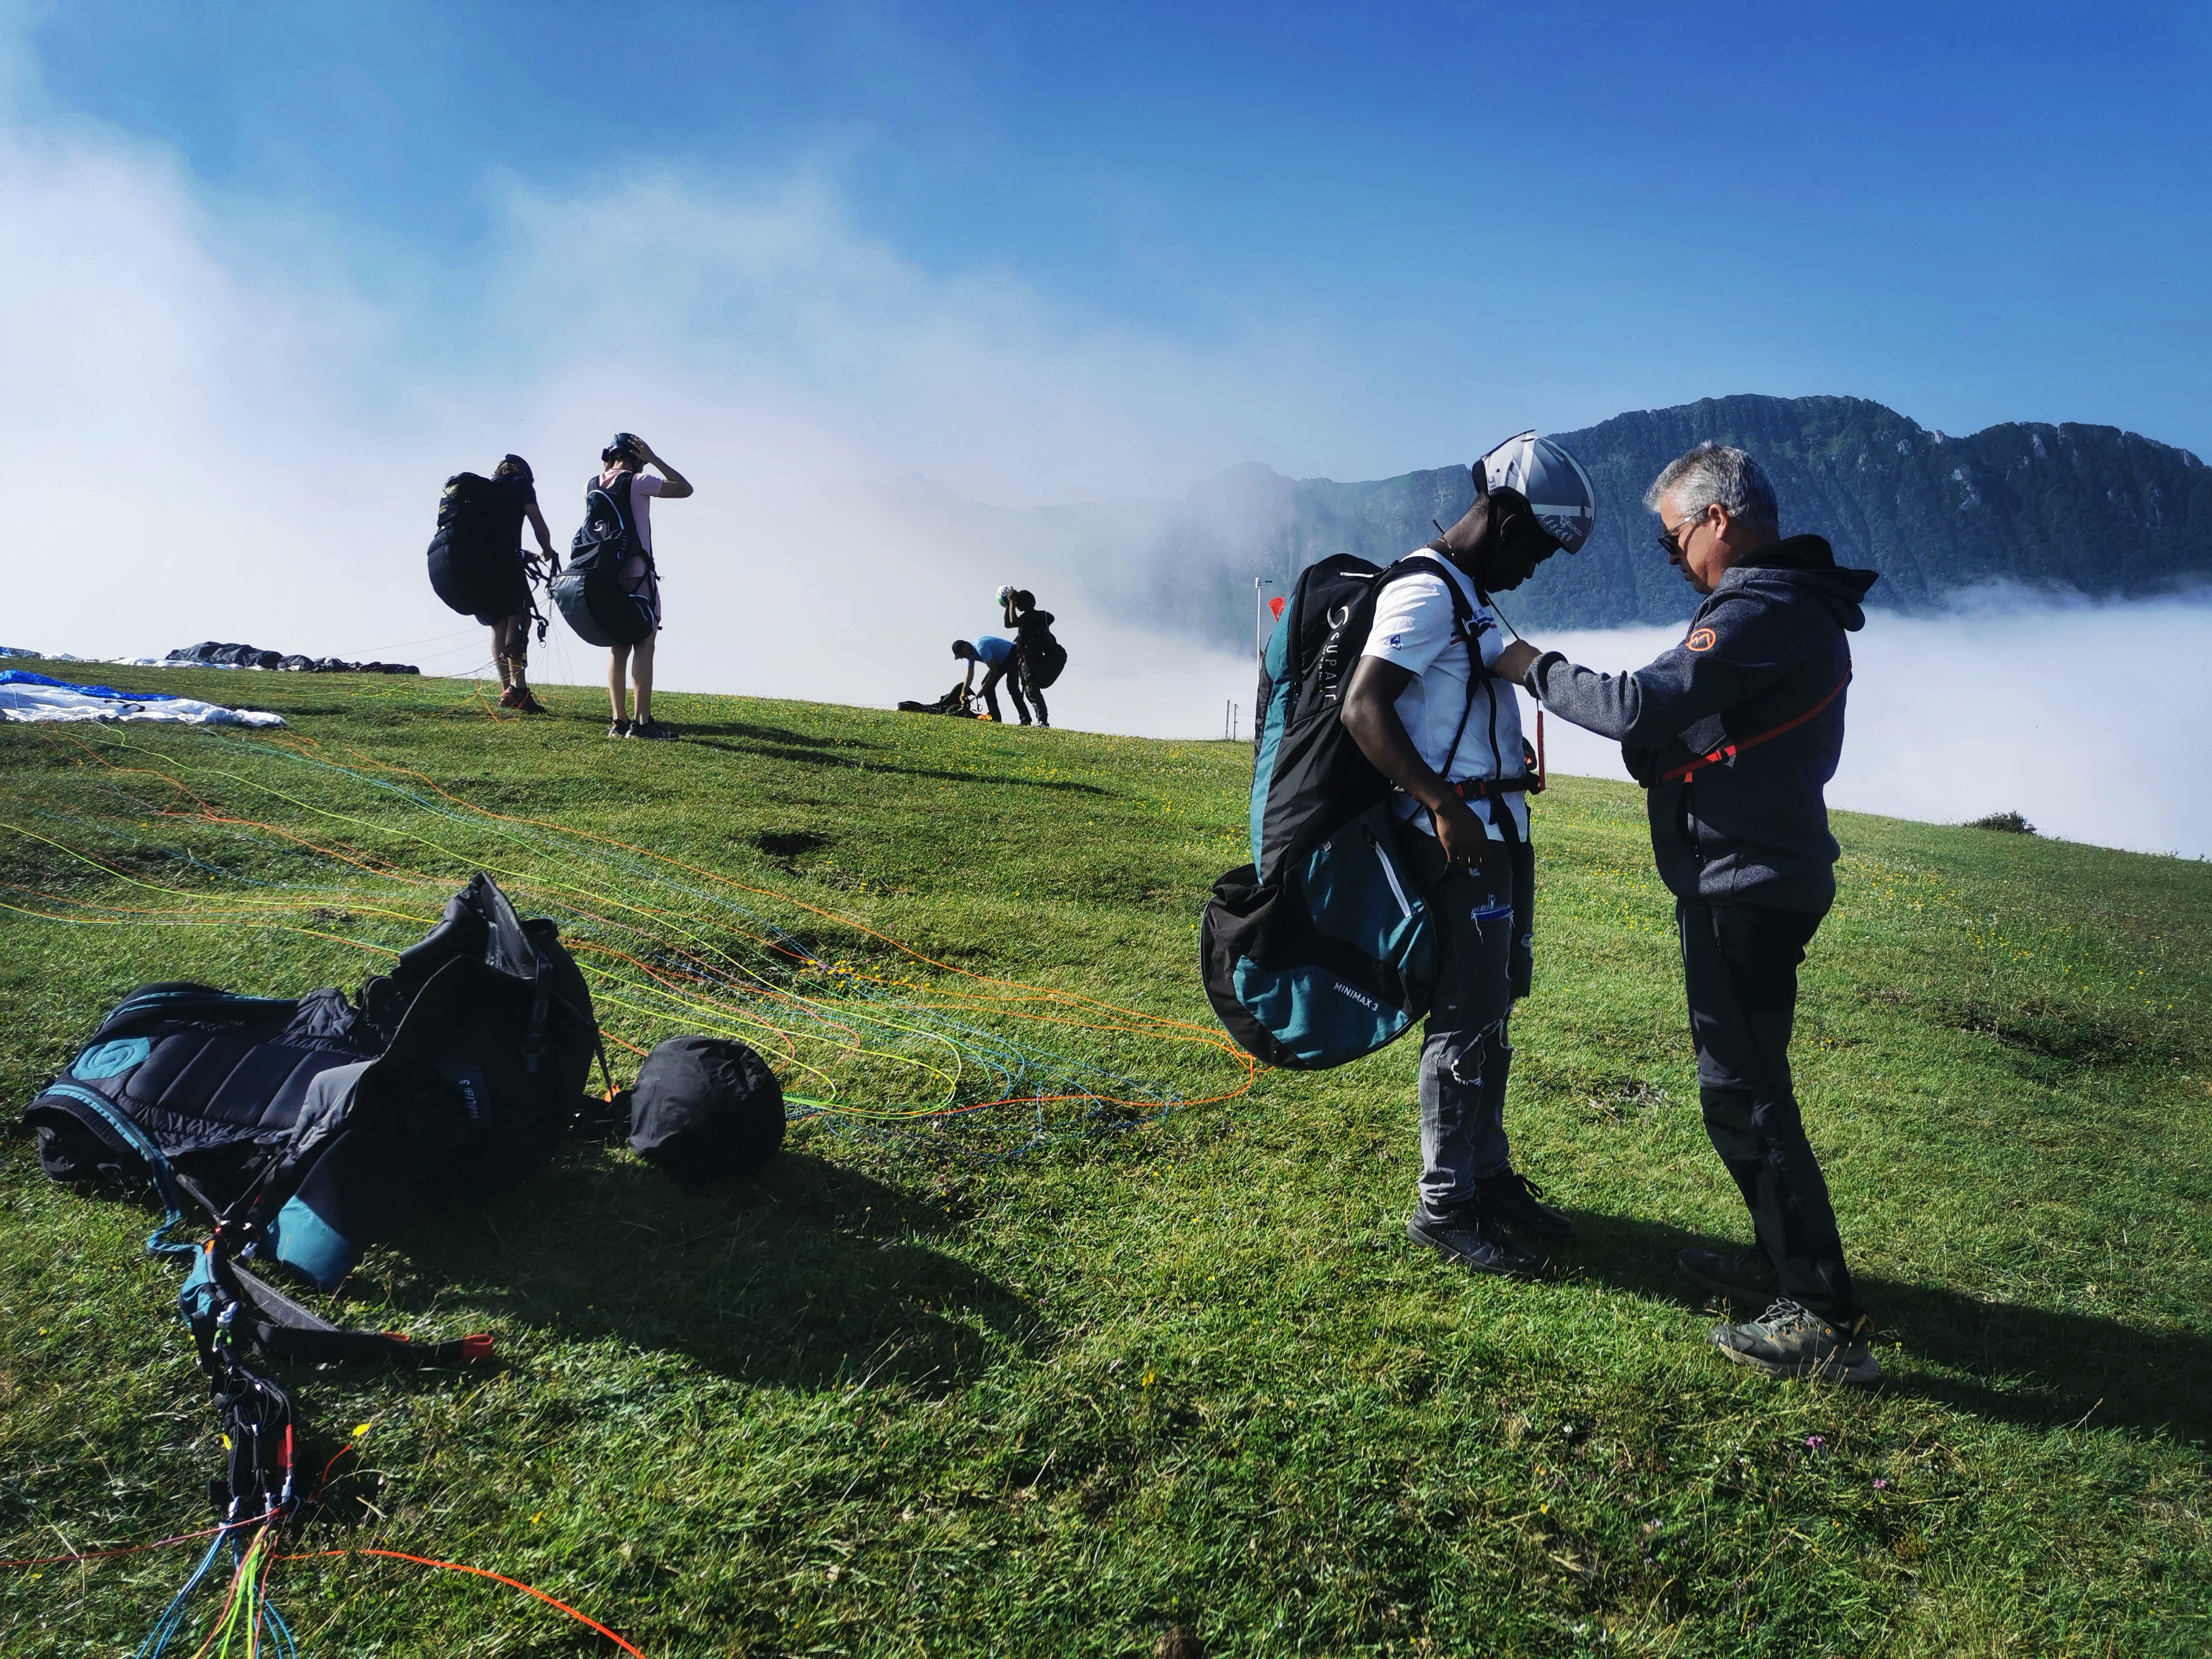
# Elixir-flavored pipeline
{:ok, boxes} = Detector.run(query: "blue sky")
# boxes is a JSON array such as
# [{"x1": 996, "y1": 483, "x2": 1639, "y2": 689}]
[{"x1": 19, "y1": 0, "x2": 2210, "y2": 494}]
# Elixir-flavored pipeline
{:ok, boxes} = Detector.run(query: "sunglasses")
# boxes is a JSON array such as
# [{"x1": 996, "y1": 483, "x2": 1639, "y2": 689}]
[{"x1": 1657, "y1": 515, "x2": 1705, "y2": 557}]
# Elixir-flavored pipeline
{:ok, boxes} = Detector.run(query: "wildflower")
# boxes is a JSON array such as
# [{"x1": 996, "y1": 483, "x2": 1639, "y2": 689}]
[
  {"x1": 1873, "y1": 1478, "x2": 1889, "y2": 1489},
  {"x1": 1804, "y1": 1435, "x2": 1825, "y2": 1450}
]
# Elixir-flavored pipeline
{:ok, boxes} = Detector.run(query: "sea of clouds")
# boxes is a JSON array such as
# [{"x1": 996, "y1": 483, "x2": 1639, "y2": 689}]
[{"x1": 2, "y1": 46, "x2": 2204, "y2": 862}]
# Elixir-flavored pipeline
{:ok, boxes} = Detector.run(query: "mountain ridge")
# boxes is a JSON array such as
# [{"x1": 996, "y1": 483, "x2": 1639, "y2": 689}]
[{"x1": 882, "y1": 394, "x2": 2212, "y2": 646}]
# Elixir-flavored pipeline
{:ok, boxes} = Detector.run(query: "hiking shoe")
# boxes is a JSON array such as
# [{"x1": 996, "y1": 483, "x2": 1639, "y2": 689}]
[
  {"x1": 1475, "y1": 1169, "x2": 1574, "y2": 1241},
  {"x1": 497, "y1": 683, "x2": 526, "y2": 709},
  {"x1": 1406, "y1": 1207, "x2": 1542, "y2": 1278},
  {"x1": 510, "y1": 686, "x2": 547, "y2": 714},
  {"x1": 628, "y1": 719, "x2": 678, "y2": 740},
  {"x1": 608, "y1": 719, "x2": 632, "y2": 739},
  {"x1": 1680, "y1": 1245, "x2": 1778, "y2": 1305},
  {"x1": 1709, "y1": 1299, "x2": 1880, "y2": 1384}
]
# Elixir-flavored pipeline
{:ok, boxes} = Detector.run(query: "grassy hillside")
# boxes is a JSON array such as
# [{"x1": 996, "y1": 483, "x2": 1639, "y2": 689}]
[{"x1": 2, "y1": 662, "x2": 2207, "y2": 1657}]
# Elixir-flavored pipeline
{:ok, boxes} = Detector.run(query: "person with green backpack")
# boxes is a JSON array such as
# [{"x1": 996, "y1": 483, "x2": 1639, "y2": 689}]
[{"x1": 1340, "y1": 432, "x2": 1597, "y2": 1280}]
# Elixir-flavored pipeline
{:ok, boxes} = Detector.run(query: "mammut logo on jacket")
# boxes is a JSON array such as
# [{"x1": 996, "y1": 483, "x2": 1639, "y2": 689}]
[{"x1": 1685, "y1": 628, "x2": 1717, "y2": 652}]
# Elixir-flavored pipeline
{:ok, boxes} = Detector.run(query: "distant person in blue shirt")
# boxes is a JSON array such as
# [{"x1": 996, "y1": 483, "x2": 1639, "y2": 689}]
[{"x1": 951, "y1": 635, "x2": 1028, "y2": 724}]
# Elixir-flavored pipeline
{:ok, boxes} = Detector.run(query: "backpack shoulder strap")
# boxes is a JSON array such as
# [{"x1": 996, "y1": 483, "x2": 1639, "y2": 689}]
[{"x1": 1378, "y1": 554, "x2": 1486, "y2": 781}]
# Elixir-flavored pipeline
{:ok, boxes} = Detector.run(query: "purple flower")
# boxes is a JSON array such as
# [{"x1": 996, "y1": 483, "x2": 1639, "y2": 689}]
[
  {"x1": 1874, "y1": 1478, "x2": 1889, "y2": 1489},
  {"x1": 1804, "y1": 1435, "x2": 1825, "y2": 1450}
]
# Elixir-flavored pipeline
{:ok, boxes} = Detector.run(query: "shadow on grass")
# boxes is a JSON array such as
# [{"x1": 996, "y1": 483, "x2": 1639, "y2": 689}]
[
  {"x1": 673, "y1": 720, "x2": 860, "y2": 749},
  {"x1": 686, "y1": 736, "x2": 1108, "y2": 794},
  {"x1": 1563, "y1": 1211, "x2": 2211, "y2": 1446},
  {"x1": 382, "y1": 1145, "x2": 1040, "y2": 1395}
]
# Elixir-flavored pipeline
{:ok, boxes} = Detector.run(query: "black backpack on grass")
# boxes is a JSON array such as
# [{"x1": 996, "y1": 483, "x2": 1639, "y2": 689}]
[
  {"x1": 24, "y1": 873, "x2": 601, "y2": 1292},
  {"x1": 426, "y1": 472, "x2": 512, "y2": 618},
  {"x1": 552, "y1": 469, "x2": 656, "y2": 646}
]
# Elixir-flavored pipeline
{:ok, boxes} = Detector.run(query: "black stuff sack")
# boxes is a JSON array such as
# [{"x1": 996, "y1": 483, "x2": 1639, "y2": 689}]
[{"x1": 628, "y1": 1036, "x2": 784, "y2": 1186}]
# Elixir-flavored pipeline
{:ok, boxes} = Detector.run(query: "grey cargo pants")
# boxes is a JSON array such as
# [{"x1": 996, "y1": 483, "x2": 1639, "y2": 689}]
[{"x1": 1398, "y1": 826, "x2": 1532, "y2": 1219}]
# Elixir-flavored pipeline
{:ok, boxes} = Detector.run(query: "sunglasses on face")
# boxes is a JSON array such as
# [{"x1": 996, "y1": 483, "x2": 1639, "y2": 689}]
[{"x1": 1658, "y1": 515, "x2": 1704, "y2": 557}]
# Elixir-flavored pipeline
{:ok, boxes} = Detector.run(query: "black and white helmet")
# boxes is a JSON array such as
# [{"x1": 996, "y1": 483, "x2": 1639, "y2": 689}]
[{"x1": 1475, "y1": 431, "x2": 1597, "y2": 554}]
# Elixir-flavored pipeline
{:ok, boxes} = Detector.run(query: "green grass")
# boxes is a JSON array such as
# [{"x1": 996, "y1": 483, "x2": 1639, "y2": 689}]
[{"x1": 2, "y1": 660, "x2": 2207, "y2": 1657}]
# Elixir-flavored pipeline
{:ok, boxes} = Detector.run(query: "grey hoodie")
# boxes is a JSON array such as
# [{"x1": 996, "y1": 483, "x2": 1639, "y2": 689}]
[{"x1": 1521, "y1": 535, "x2": 1879, "y2": 911}]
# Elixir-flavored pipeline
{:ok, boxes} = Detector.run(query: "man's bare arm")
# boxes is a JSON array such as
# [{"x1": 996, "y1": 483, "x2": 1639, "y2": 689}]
[
  {"x1": 1341, "y1": 657, "x2": 1488, "y2": 866},
  {"x1": 637, "y1": 440, "x2": 694, "y2": 500},
  {"x1": 524, "y1": 501, "x2": 559, "y2": 568}
]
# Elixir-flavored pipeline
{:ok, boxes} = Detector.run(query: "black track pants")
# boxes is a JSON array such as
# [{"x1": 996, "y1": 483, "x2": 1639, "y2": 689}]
[
  {"x1": 1677, "y1": 897, "x2": 1859, "y2": 1323},
  {"x1": 980, "y1": 659, "x2": 1034, "y2": 724}
]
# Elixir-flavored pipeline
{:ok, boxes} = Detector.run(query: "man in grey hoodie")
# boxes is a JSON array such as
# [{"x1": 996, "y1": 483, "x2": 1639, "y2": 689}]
[{"x1": 1493, "y1": 444, "x2": 1881, "y2": 1382}]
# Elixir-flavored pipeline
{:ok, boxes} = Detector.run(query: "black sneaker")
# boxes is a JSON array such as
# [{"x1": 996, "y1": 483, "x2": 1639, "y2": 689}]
[
  {"x1": 628, "y1": 719, "x2": 677, "y2": 740},
  {"x1": 1406, "y1": 1207, "x2": 1542, "y2": 1278},
  {"x1": 1679, "y1": 1246, "x2": 1778, "y2": 1305},
  {"x1": 1710, "y1": 1298, "x2": 1880, "y2": 1384},
  {"x1": 607, "y1": 719, "x2": 631, "y2": 739},
  {"x1": 1475, "y1": 1170, "x2": 1574, "y2": 1241}
]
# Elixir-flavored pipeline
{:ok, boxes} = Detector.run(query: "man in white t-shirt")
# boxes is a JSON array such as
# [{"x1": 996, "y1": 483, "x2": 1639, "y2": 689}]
[{"x1": 1341, "y1": 432, "x2": 1596, "y2": 1279}]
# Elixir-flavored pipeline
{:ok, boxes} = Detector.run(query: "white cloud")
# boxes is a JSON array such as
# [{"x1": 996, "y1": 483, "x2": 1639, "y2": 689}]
[{"x1": 0, "y1": 97, "x2": 1315, "y2": 720}]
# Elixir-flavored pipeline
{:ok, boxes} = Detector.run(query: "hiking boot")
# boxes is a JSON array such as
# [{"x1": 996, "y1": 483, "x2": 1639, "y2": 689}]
[
  {"x1": 510, "y1": 686, "x2": 547, "y2": 714},
  {"x1": 628, "y1": 719, "x2": 677, "y2": 740},
  {"x1": 1406, "y1": 1207, "x2": 1542, "y2": 1279},
  {"x1": 1679, "y1": 1245, "x2": 1778, "y2": 1305},
  {"x1": 608, "y1": 719, "x2": 632, "y2": 739},
  {"x1": 497, "y1": 683, "x2": 526, "y2": 709},
  {"x1": 1709, "y1": 1299, "x2": 1880, "y2": 1384},
  {"x1": 1475, "y1": 1169, "x2": 1574, "y2": 1241}
]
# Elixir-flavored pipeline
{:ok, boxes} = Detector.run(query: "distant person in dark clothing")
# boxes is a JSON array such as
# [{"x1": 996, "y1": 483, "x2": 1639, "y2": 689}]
[
  {"x1": 951, "y1": 635, "x2": 1023, "y2": 723},
  {"x1": 482, "y1": 455, "x2": 560, "y2": 712},
  {"x1": 996, "y1": 585, "x2": 1055, "y2": 727},
  {"x1": 1495, "y1": 443, "x2": 1882, "y2": 1384}
]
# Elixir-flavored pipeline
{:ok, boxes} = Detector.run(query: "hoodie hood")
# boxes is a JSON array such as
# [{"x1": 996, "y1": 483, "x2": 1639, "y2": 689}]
[{"x1": 1721, "y1": 535, "x2": 1878, "y2": 631}]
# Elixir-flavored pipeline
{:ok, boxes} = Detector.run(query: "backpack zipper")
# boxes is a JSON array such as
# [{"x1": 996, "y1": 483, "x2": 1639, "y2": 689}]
[{"x1": 1364, "y1": 828, "x2": 1416, "y2": 920}]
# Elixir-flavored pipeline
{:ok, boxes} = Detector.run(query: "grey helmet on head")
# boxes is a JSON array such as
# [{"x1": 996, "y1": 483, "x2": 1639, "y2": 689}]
[{"x1": 1474, "y1": 431, "x2": 1597, "y2": 554}]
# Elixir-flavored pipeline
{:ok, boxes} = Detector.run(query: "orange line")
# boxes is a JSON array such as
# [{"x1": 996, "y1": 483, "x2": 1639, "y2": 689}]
[{"x1": 280, "y1": 1547, "x2": 649, "y2": 1656}]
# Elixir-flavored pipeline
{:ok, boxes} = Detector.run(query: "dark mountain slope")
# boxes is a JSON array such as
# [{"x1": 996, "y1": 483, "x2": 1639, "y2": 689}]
[{"x1": 873, "y1": 395, "x2": 2211, "y2": 647}]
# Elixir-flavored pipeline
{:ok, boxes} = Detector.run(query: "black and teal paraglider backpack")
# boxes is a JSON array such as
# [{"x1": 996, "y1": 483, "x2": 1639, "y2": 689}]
[
  {"x1": 25, "y1": 873, "x2": 602, "y2": 1293},
  {"x1": 552, "y1": 469, "x2": 657, "y2": 647},
  {"x1": 22, "y1": 874, "x2": 609, "y2": 1527},
  {"x1": 1199, "y1": 553, "x2": 1481, "y2": 1069}
]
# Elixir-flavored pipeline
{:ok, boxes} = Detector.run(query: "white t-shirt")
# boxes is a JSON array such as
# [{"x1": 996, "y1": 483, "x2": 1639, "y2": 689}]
[
  {"x1": 1359, "y1": 552, "x2": 1530, "y2": 840},
  {"x1": 597, "y1": 471, "x2": 665, "y2": 554}
]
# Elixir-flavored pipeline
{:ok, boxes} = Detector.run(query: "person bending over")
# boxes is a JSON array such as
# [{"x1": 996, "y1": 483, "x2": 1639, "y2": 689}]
[
  {"x1": 1340, "y1": 437, "x2": 1592, "y2": 1280},
  {"x1": 1494, "y1": 443, "x2": 1881, "y2": 1383},
  {"x1": 594, "y1": 433, "x2": 692, "y2": 740},
  {"x1": 480, "y1": 455, "x2": 560, "y2": 712},
  {"x1": 950, "y1": 634, "x2": 1024, "y2": 723},
  {"x1": 997, "y1": 585, "x2": 1055, "y2": 728}
]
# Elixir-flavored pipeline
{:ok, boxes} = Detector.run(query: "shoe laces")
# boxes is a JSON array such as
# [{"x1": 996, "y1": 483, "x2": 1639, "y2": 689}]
[{"x1": 1751, "y1": 1298, "x2": 1853, "y2": 1340}]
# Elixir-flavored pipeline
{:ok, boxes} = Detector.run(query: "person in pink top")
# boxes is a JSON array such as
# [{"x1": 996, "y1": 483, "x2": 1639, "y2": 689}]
[{"x1": 594, "y1": 432, "x2": 694, "y2": 739}]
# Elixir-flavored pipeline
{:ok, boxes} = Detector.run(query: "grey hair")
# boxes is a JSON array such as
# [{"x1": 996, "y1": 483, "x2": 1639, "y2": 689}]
[{"x1": 1643, "y1": 443, "x2": 1778, "y2": 530}]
